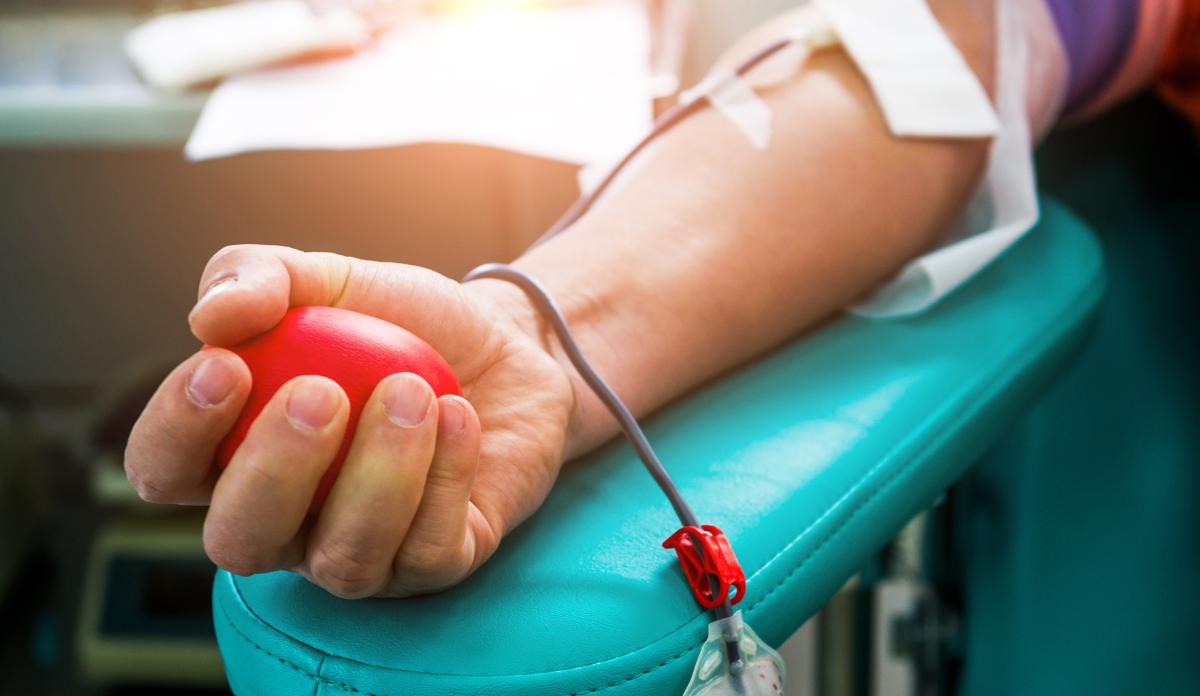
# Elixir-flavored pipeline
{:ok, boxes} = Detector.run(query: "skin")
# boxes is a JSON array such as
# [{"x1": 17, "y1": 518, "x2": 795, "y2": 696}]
[{"x1": 126, "y1": 0, "x2": 997, "y2": 598}]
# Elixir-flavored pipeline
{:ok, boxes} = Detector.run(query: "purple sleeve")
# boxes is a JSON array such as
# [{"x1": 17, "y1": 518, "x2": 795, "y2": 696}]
[{"x1": 1044, "y1": 0, "x2": 1141, "y2": 114}]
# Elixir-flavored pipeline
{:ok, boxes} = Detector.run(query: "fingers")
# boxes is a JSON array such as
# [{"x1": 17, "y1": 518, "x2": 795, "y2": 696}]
[
  {"x1": 391, "y1": 394, "x2": 484, "y2": 596},
  {"x1": 302, "y1": 373, "x2": 439, "y2": 598},
  {"x1": 204, "y1": 376, "x2": 349, "y2": 576},
  {"x1": 299, "y1": 376, "x2": 484, "y2": 599},
  {"x1": 126, "y1": 349, "x2": 252, "y2": 505}
]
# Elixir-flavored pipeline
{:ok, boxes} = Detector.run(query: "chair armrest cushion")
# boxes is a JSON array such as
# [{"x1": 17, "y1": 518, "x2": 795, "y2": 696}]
[{"x1": 214, "y1": 196, "x2": 1105, "y2": 696}]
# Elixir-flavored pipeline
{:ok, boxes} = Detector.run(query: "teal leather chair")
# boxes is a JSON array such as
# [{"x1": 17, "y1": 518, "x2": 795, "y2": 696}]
[{"x1": 213, "y1": 196, "x2": 1106, "y2": 695}]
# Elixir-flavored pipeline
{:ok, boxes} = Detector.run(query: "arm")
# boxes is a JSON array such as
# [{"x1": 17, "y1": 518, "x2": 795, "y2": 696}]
[
  {"x1": 510, "y1": 0, "x2": 996, "y2": 457},
  {"x1": 126, "y1": 0, "x2": 997, "y2": 598}
]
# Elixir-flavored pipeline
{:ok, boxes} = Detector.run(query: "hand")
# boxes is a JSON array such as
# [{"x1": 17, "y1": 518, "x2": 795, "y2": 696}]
[{"x1": 125, "y1": 245, "x2": 577, "y2": 598}]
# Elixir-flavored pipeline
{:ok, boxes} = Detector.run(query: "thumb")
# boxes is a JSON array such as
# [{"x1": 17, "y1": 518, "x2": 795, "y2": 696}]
[{"x1": 188, "y1": 245, "x2": 481, "y2": 363}]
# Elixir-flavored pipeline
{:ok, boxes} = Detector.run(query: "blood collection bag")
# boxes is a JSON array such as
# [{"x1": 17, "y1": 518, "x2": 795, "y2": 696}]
[{"x1": 683, "y1": 611, "x2": 785, "y2": 696}]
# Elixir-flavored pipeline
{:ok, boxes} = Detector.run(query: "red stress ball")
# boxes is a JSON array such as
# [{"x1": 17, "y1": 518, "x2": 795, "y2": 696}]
[{"x1": 209, "y1": 306, "x2": 462, "y2": 512}]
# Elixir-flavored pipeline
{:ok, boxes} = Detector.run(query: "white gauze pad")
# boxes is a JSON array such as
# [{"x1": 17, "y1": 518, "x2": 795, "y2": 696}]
[
  {"x1": 813, "y1": 0, "x2": 1000, "y2": 137},
  {"x1": 850, "y1": 0, "x2": 1039, "y2": 317}
]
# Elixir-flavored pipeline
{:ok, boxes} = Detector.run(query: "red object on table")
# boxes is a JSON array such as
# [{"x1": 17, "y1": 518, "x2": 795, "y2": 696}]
[
  {"x1": 209, "y1": 306, "x2": 462, "y2": 512},
  {"x1": 662, "y1": 525, "x2": 746, "y2": 609}
]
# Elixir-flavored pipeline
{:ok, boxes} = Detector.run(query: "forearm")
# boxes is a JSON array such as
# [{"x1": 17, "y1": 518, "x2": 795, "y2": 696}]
[{"x1": 473, "y1": 1, "x2": 998, "y2": 458}]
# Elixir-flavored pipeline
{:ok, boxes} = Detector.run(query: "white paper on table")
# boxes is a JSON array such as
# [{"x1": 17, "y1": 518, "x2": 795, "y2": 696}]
[{"x1": 185, "y1": 3, "x2": 653, "y2": 164}]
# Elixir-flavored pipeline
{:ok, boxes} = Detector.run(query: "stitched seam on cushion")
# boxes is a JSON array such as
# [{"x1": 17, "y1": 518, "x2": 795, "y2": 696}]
[
  {"x1": 563, "y1": 645, "x2": 698, "y2": 696},
  {"x1": 316, "y1": 654, "x2": 328, "y2": 696},
  {"x1": 218, "y1": 586, "x2": 702, "y2": 696},
  {"x1": 226, "y1": 572, "x2": 702, "y2": 680},
  {"x1": 225, "y1": 228, "x2": 1103, "y2": 692},
  {"x1": 216, "y1": 594, "x2": 372, "y2": 695},
  {"x1": 225, "y1": 568, "x2": 705, "y2": 685}
]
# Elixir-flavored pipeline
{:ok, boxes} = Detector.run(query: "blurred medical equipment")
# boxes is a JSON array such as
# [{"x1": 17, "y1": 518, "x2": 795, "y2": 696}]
[
  {"x1": 74, "y1": 365, "x2": 226, "y2": 687},
  {"x1": 0, "y1": 384, "x2": 49, "y2": 609},
  {"x1": 75, "y1": 511, "x2": 226, "y2": 687},
  {"x1": 124, "y1": 0, "x2": 620, "y2": 91},
  {"x1": 125, "y1": 0, "x2": 374, "y2": 90},
  {"x1": 0, "y1": 11, "x2": 206, "y2": 147}
]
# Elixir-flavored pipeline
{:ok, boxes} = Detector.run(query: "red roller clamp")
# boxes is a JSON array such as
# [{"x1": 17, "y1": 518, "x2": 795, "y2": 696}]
[
  {"x1": 662, "y1": 525, "x2": 746, "y2": 609},
  {"x1": 208, "y1": 306, "x2": 462, "y2": 513}
]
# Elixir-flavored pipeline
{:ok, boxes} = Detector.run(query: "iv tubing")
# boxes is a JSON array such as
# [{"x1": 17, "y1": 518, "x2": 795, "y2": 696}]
[{"x1": 462, "y1": 35, "x2": 803, "y2": 661}]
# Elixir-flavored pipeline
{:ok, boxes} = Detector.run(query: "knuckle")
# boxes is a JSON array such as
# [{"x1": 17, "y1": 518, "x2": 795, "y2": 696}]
[
  {"x1": 308, "y1": 252, "x2": 356, "y2": 304},
  {"x1": 133, "y1": 479, "x2": 171, "y2": 504},
  {"x1": 204, "y1": 538, "x2": 265, "y2": 577},
  {"x1": 208, "y1": 244, "x2": 254, "y2": 267},
  {"x1": 124, "y1": 463, "x2": 174, "y2": 504},
  {"x1": 237, "y1": 455, "x2": 294, "y2": 489},
  {"x1": 308, "y1": 545, "x2": 383, "y2": 599},
  {"x1": 395, "y1": 540, "x2": 466, "y2": 590}
]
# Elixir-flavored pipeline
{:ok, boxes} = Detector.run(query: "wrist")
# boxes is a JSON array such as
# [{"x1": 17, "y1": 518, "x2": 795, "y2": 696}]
[
  {"x1": 463, "y1": 262, "x2": 633, "y2": 463},
  {"x1": 461, "y1": 275, "x2": 597, "y2": 459}
]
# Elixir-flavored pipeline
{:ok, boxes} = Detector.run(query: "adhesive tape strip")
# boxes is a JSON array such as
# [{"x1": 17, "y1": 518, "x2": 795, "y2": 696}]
[
  {"x1": 743, "y1": 16, "x2": 841, "y2": 89},
  {"x1": 680, "y1": 72, "x2": 773, "y2": 150},
  {"x1": 681, "y1": 10, "x2": 839, "y2": 150},
  {"x1": 813, "y1": 0, "x2": 1000, "y2": 137},
  {"x1": 708, "y1": 75, "x2": 774, "y2": 150}
]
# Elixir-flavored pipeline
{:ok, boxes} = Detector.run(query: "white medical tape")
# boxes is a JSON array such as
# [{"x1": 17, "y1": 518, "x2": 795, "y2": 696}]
[
  {"x1": 709, "y1": 75, "x2": 774, "y2": 150},
  {"x1": 680, "y1": 12, "x2": 841, "y2": 150},
  {"x1": 742, "y1": 17, "x2": 841, "y2": 88},
  {"x1": 851, "y1": 0, "x2": 1039, "y2": 317},
  {"x1": 679, "y1": 72, "x2": 773, "y2": 150},
  {"x1": 813, "y1": 0, "x2": 1000, "y2": 137}
]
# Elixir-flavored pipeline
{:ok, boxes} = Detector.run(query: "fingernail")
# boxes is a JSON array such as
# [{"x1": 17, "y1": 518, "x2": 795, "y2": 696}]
[
  {"x1": 438, "y1": 397, "x2": 466, "y2": 435},
  {"x1": 200, "y1": 277, "x2": 237, "y2": 303},
  {"x1": 186, "y1": 356, "x2": 239, "y2": 407},
  {"x1": 190, "y1": 277, "x2": 236, "y2": 320},
  {"x1": 384, "y1": 374, "x2": 432, "y2": 427},
  {"x1": 287, "y1": 378, "x2": 341, "y2": 431}
]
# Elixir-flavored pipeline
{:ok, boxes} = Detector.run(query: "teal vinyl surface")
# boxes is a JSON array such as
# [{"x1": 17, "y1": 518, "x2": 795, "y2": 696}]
[{"x1": 214, "y1": 197, "x2": 1106, "y2": 696}]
